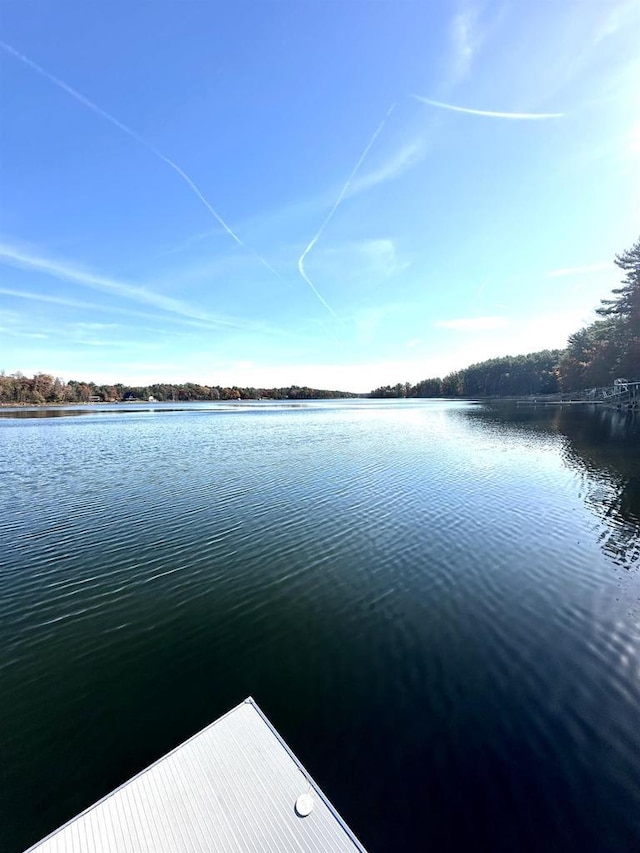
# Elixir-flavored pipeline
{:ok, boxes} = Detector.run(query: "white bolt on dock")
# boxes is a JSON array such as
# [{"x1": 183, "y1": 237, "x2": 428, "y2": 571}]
[{"x1": 25, "y1": 698, "x2": 367, "y2": 852}]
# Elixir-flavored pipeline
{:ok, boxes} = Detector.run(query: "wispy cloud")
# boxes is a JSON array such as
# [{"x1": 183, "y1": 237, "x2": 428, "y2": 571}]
[
  {"x1": 0, "y1": 243, "x2": 275, "y2": 334},
  {"x1": 546, "y1": 262, "x2": 613, "y2": 278},
  {"x1": 4, "y1": 330, "x2": 49, "y2": 340},
  {"x1": 0, "y1": 40, "x2": 286, "y2": 285},
  {"x1": 348, "y1": 137, "x2": 426, "y2": 196},
  {"x1": 436, "y1": 316, "x2": 508, "y2": 331},
  {"x1": 593, "y1": 0, "x2": 639, "y2": 45},
  {"x1": 297, "y1": 104, "x2": 397, "y2": 317},
  {"x1": 322, "y1": 238, "x2": 407, "y2": 280},
  {"x1": 451, "y1": 6, "x2": 479, "y2": 81},
  {"x1": 0, "y1": 285, "x2": 182, "y2": 325},
  {"x1": 0, "y1": 303, "x2": 216, "y2": 350},
  {"x1": 0, "y1": 243, "x2": 218, "y2": 321},
  {"x1": 0, "y1": 285, "x2": 124, "y2": 313},
  {"x1": 356, "y1": 238, "x2": 404, "y2": 277},
  {"x1": 413, "y1": 95, "x2": 563, "y2": 120}
]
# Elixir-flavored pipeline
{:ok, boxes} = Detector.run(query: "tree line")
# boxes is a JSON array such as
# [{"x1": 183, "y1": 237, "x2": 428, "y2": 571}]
[
  {"x1": 371, "y1": 350, "x2": 562, "y2": 399},
  {"x1": 372, "y1": 236, "x2": 639, "y2": 399},
  {"x1": 0, "y1": 375, "x2": 358, "y2": 405}
]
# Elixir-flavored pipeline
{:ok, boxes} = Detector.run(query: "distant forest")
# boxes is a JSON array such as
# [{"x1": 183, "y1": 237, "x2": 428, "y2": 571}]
[
  {"x1": 0, "y1": 377, "x2": 357, "y2": 405},
  {"x1": 372, "y1": 236, "x2": 640, "y2": 399}
]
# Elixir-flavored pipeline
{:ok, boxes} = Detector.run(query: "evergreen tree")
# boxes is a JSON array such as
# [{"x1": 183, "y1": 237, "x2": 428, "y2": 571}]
[
  {"x1": 595, "y1": 236, "x2": 640, "y2": 380},
  {"x1": 597, "y1": 237, "x2": 640, "y2": 328}
]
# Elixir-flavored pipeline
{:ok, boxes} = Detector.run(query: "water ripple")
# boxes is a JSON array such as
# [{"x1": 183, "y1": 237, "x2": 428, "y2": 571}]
[{"x1": 1, "y1": 401, "x2": 640, "y2": 852}]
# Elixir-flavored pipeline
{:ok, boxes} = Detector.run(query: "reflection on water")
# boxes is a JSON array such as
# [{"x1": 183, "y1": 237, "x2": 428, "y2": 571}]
[
  {"x1": 556, "y1": 408, "x2": 639, "y2": 569},
  {"x1": 470, "y1": 404, "x2": 640, "y2": 569},
  {"x1": 0, "y1": 406, "x2": 192, "y2": 418},
  {"x1": 0, "y1": 401, "x2": 326, "y2": 419},
  {"x1": 0, "y1": 407, "x2": 92, "y2": 418}
]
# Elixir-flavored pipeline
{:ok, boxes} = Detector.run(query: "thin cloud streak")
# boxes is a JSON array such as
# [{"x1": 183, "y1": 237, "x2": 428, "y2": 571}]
[
  {"x1": 1, "y1": 284, "x2": 292, "y2": 343},
  {"x1": 0, "y1": 243, "x2": 229, "y2": 324},
  {"x1": 298, "y1": 103, "x2": 397, "y2": 317},
  {"x1": 0, "y1": 40, "x2": 286, "y2": 285},
  {"x1": 413, "y1": 95, "x2": 563, "y2": 120},
  {"x1": 348, "y1": 137, "x2": 426, "y2": 196},
  {"x1": 0, "y1": 286, "x2": 108, "y2": 312},
  {"x1": 0, "y1": 244, "x2": 274, "y2": 334},
  {"x1": 0, "y1": 285, "x2": 210, "y2": 331}
]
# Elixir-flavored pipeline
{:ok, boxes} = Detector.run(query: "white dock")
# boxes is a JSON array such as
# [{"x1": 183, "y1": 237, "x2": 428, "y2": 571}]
[{"x1": 25, "y1": 698, "x2": 367, "y2": 852}]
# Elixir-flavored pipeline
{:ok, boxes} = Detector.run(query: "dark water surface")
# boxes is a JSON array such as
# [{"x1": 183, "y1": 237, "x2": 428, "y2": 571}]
[{"x1": 1, "y1": 400, "x2": 639, "y2": 852}]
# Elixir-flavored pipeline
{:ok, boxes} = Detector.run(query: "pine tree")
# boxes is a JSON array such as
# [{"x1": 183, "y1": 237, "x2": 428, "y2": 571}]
[
  {"x1": 597, "y1": 237, "x2": 640, "y2": 327},
  {"x1": 594, "y1": 236, "x2": 640, "y2": 379}
]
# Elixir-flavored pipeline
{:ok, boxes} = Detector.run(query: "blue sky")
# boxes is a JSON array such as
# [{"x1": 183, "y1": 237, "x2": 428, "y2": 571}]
[{"x1": 1, "y1": 1, "x2": 639, "y2": 392}]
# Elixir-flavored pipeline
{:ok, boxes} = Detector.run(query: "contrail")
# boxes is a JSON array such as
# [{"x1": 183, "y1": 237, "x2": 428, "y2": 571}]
[
  {"x1": 296, "y1": 90, "x2": 560, "y2": 314},
  {"x1": 0, "y1": 40, "x2": 285, "y2": 282},
  {"x1": 412, "y1": 95, "x2": 563, "y2": 120},
  {"x1": 297, "y1": 103, "x2": 397, "y2": 318}
]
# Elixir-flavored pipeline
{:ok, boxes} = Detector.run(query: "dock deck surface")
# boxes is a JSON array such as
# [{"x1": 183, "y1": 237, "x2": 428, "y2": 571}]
[{"x1": 26, "y1": 697, "x2": 367, "y2": 852}]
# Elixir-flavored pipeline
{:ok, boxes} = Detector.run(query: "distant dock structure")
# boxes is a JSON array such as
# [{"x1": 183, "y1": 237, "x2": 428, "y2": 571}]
[
  {"x1": 516, "y1": 379, "x2": 640, "y2": 409},
  {"x1": 595, "y1": 378, "x2": 640, "y2": 408},
  {"x1": 26, "y1": 698, "x2": 367, "y2": 853}
]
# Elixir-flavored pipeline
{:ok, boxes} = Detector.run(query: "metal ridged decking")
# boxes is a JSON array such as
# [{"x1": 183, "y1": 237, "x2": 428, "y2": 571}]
[{"x1": 25, "y1": 698, "x2": 367, "y2": 853}]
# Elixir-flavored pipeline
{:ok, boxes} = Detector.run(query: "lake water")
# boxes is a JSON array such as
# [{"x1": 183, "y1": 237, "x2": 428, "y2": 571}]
[{"x1": 1, "y1": 399, "x2": 639, "y2": 852}]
